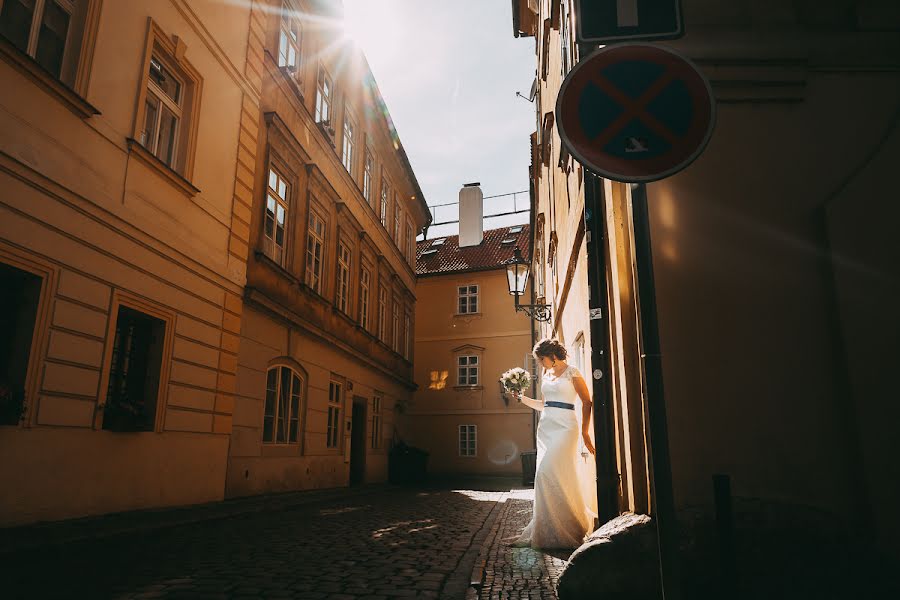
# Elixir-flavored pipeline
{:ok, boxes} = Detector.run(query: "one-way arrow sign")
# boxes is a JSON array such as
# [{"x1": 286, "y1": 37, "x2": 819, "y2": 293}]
[{"x1": 575, "y1": 0, "x2": 684, "y2": 44}]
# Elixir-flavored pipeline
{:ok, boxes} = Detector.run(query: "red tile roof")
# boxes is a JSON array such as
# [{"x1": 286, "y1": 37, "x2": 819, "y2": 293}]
[{"x1": 416, "y1": 224, "x2": 531, "y2": 276}]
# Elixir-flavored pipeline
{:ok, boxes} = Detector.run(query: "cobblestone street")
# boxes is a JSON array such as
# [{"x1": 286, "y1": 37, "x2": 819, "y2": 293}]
[{"x1": 0, "y1": 481, "x2": 564, "y2": 599}]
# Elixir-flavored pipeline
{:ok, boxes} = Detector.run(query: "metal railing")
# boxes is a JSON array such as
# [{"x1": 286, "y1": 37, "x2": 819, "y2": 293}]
[{"x1": 428, "y1": 190, "x2": 530, "y2": 227}]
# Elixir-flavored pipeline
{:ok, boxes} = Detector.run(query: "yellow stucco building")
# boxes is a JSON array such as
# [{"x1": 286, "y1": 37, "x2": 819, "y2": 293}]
[
  {"x1": 0, "y1": 0, "x2": 261, "y2": 525},
  {"x1": 0, "y1": 0, "x2": 429, "y2": 526},
  {"x1": 227, "y1": 0, "x2": 431, "y2": 497},
  {"x1": 404, "y1": 186, "x2": 534, "y2": 477},
  {"x1": 512, "y1": 0, "x2": 900, "y2": 568}
]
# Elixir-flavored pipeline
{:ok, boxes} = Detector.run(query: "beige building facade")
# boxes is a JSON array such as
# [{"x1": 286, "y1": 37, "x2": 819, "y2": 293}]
[
  {"x1": 406, "y1": 220, "x2": 534, "y2": 477},
  {"x1": 514, "y1": 0, "x2": 900, "y2": 564},
  {"x1": 0, "y1": 0, "x2": 262, "y2": 525},
  {"x1": 0, "y1": 0, "x2": 430, "y2": 526},
  {"x1": 227, "y1": 0, "x2": 431, "y2": 497}
]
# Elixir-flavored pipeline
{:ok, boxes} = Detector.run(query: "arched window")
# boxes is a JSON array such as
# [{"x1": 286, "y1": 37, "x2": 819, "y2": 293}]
[{"x1": 264, "y1": 365, "x2": 303, "y2": 444}]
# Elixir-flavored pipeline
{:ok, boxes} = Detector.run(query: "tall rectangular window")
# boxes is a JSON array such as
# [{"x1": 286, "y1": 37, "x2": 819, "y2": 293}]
[
  {"x1": 305, "y1": 211, "x2": 326, "y2": 294},
  {"x1": 0, "y1": 262, "x2": 43, "y2": 426},
  {"x1": 336, "y1": 241, "x2": 351, "y2": 314},
  {"x1": 327, "y1": 381, "x2": 341, "y2": 448},
  {"x1": 371, "y1": 394, "x2": 382, "y2": 449},
  {"x1": 0, "y1": 0, "x2": 84, "y2": 84},
  {"x1": 457, "y1": 285, "x2": 479, "y2": 314},
  {"x1": 359, "y1": 267, "x2": 370, "y2": 330},
  {"x1": 315, "y1": 64, "x2": 332, "y2": 124},
  {"x1": 535, "y1": 242, "x2": 545, "y2": 300},
  {"x1": 459, "y1": 424, "x2": 477, "y2": 457},
  {"x1": 403, "y1": 312, "x2": 411, "y2": 360},
  {"x1": 457, "y1": 355, "x2": 479, "y2": 386},
  {"x1": 393, "y1": 200, "x2": 401, "y2": 242},
  {"x1": 263, "y1": 366, "x2": 302, "y2": 444},
  {"x1": 103, "y1": 306, "x2": 166, "y2": 433},
  {"x1": 380, "y1": 179, "x2": 390, "y2": 227},
  {"x1": 405, "y1": 222, "x2": 414, "y2": 263},
  {"x1": 341, "y1": 111, "x2": 355, "y2": 174},
  {"x1": 277, "y1": 2, "x2": 301, "y2": 79},
  {"x1": 140, "y1": 55, "x2": 184, "y2": 168},
  {"x1": 391, "y1": 300, "x2": 399, "y2": 352},
  {"x1": 377, "y1": 285, "x2": 387, "y2": 342},
  {"x1": 264, "y1": 167, "x2": 289, "y2": 266},
  {"x1": 363, "y1": 149, "x2": 374, "y2": 206}
]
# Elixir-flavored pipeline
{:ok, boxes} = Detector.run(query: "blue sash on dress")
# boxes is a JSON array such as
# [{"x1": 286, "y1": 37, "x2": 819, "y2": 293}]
[{"x1": 544, "y1": 401, "x2": 575, "y2": 410}]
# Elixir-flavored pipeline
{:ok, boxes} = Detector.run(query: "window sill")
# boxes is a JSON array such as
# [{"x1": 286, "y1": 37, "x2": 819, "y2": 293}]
[
  {"x1": 315, "y1": 120, "x2": 336, "y2": 148},
  {"x1": 254, "y1": 250, "x2": 299, "y2": 283},
  {"x1": 454, "y1": 385, "x2": 484, "y2": 391},
  {"x1": 127, "y1": 138, "x2": 200, "y2": 197},
  {"x1": 454, "y1": 312, "x2": 482, "y2": 318},
  {"x1": 298, "y1": 281, "x2": 331, "y2": 306},
  {"x1": 0, "y1": 36, "x2": 100, "y2": 119},
  {"x1": 277, "y1": 66, "x2": 305, "y2": 106},
  {"x1": 332, "y1": 305, "x2": 357, "y2": 326}
]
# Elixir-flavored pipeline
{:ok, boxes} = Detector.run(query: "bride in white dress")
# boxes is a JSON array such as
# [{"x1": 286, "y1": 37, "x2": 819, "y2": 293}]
[{"x1": 506, "y1": 338, "x2": 597, "y2": 549}]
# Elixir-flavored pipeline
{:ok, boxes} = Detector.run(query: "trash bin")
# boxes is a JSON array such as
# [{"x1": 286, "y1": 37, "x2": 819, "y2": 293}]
[
  {"x1": 388, "y1": 441, "x2": 429, "y2": 484},
  {"x1": 521, "y1": 450, "x2": 537, "y2": 486}
]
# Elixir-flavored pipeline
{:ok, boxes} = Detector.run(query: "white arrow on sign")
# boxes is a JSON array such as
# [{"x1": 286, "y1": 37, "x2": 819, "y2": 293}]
[{"x1": 617, "y1": 0, "x2": 639, "y2": 27}]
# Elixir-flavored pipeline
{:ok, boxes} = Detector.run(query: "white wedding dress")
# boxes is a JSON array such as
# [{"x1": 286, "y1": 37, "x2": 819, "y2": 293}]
[{"x1": 514, "y1": 364, "x2": 598, "y2": 549}]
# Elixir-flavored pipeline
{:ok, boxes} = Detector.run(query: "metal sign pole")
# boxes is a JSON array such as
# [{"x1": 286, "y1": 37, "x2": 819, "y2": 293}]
[
  {"x1": 631, "y1": 182, "x2": 681, "y2": 599},
  {"x1": 583, "y1": 171, "x2": 621, "y2": 525}
]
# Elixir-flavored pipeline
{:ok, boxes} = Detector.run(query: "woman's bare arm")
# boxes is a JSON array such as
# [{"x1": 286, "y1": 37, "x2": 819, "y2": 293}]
[
  {"x1": 572, "y1": 374, "x2": 596, "y2": 455},
  {"x1": 512, "y1": 391, "x2": 543, "y2": 412}
]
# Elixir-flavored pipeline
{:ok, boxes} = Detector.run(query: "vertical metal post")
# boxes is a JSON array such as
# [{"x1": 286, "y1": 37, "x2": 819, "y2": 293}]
[
  {"x1": 583, "y1": 172, "x2": 620, "y2": 524},
  {"x1": 631, "y1": 182, "x2": 681, "y2": 599}
]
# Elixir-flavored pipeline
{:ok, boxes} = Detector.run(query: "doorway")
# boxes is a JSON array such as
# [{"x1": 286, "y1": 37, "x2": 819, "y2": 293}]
[{"x1": 349, "y1": 396, "x2": 367, "y2": 485}]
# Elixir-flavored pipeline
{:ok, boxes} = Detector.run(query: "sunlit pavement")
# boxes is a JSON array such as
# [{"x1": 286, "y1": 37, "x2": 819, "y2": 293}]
[{"x1": 0, "y1": 478, "x2": 564, "y2": 599}]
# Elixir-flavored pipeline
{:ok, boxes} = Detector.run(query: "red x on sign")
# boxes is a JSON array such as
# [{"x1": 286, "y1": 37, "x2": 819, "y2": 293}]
[{"x1": 556, "y1": 43, "x2": 715, "y2": 183}]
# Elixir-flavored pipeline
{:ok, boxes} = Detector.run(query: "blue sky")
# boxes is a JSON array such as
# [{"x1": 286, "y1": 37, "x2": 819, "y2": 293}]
[{"x1": 343, "y1": 1, "x2": 536, "y2": 238}]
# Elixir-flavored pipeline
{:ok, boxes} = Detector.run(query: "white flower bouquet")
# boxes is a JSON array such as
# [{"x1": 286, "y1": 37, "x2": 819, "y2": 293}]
[{"x1": 499, "y1": 367, "x2": 532, "y2": 395}]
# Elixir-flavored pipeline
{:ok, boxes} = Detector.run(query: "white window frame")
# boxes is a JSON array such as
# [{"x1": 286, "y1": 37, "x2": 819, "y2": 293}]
[
  {"x1": 263, "y1": 167, "x2": 289, "y2": 266},
  {"x1": 141, "y1": 54, "x2": 184, "y2": 168},
  {"x1": 380, "y1": 178, "x2": 390, "y2": 227},
  {"x1": 391, "y1": 298, "x2": 400, "y2": 352},
  {"x1": 457, "y1": 355, "x2": 479, "y2": 386},
  {"x1": 305, "y1": 210, "x2": 326, "y2": 294},
  {"x1": 459, "y1": 424, "x2": 477, "y2": 457},
  {"x1": 405, "y1": 221, "x2": 414, "y2": 263},
  {"x1": 371, "y1": 393, "x2": 382, "y2": 449},
  {"x1": 263, "y1": 365, "x2": 303, "y2": 445},
  {"x1": 377, "y1": 285, "x2": 387, "y2": 342},
  {"x1": 403, "y1": 312, "x2": 411, "y2": 359},
  {"x1": 363, "y1": 148, "x2": 374, "y2": 206},
  {"x1": 315, "y1": 64, "x2": 333, "y2": 124},
  {"x1": 326, "y1": 380, "x2": 341, "y2": 448},
  {"x1": 359, "y1": 266, "x2": 371, "y2": 330},
  {"x1": 393, "y1": 199, "x2": 401, "y2": 242},
  {"x1": 457, "y1": 284, "x2": 479, "y2": 315},
  {"x1": 342, "y1": 109, "x2": 355, "y2": 175},
  {"x1": 336, "y1": 240, "x2": 351, "y2": 314},
  {"x1": 277, "y1": 1, "x2": 301, "y2": 79},
  {"x1": 2, "y1": 0, "x2": 77, "y2": 80}
]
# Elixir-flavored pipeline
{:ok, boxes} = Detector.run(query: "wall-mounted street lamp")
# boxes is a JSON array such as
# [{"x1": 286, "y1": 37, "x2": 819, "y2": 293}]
[{"x1": 504, "y1": 247, "x2": 552, "y2": 323}]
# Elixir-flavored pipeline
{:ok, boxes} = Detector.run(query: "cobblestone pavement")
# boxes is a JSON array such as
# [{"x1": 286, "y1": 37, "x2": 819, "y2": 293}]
[
  {"x1": 468, "y1": 489, "x2": 568, "y2": 600},
  {"x1": 1, "y1": 480, "x2": 572, "y2": 600}
]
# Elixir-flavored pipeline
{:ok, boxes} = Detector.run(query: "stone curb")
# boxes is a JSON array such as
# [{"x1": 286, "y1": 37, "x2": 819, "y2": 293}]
[
  {"x1": 467, "y1": 494, "x2": 513, "y2": 595},
  {"x1": 439, "y1": 491, "x2": 509, "y2": 600},
  {"x1": 0, "y1": 483, "x2": 389, "y2": 555}
]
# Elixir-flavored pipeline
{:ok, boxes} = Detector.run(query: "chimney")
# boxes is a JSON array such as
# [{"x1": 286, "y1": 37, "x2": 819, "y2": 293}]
[{"x1": 458, "y1": 182, "x2": 483, "y2": 247}]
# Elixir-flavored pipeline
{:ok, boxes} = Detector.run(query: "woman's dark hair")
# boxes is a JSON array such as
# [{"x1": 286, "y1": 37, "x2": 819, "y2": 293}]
[{"x1": 532, "y1": 338, "x2": 567, "y2": 362}]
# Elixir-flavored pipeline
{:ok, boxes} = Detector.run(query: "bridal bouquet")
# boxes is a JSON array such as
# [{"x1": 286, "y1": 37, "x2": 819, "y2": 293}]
[{"x1": 500, "y1": 367, "x2": 531, "y2": 395}]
